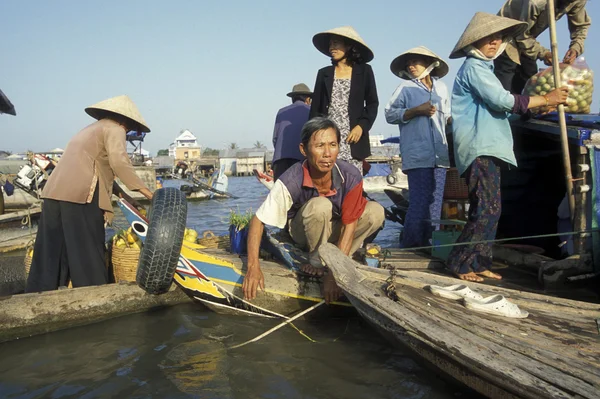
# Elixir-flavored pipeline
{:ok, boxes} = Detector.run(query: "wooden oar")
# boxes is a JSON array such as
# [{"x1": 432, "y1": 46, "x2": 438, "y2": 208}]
[
  {"x1": 229, "y1": 300, "x2": 325, "y2": 349},
  {"x1": 547, "y1": 0, "x2": 575, "y2": 223}
]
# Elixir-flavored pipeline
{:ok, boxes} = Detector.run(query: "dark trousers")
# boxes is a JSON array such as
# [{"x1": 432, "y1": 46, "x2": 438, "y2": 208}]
[
  {"x1": 494, "y1": 51, "x2": 539, "y2": 94},
  {"x1": 447, "y1": 157, "x2": 501, "y2": 275},
  {"x1": 401, "y1": 168, "x2": 447, "y2": 248},
  {"x1": 273, "y1": 158, "x2": 300, "y2": 181},
  {"x1": 26, "y1": 186, "x2": 107, "y2": 292}
]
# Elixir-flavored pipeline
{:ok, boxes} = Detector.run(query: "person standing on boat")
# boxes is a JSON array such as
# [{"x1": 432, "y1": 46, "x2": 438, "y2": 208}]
[
  {"x1": 243, "y1": 117, "x2": 385, "y2": 303},
  {"x1": 271, "y1": 83, "x2": 312, "y2": 181},
  {"x1": 309, "y1": 26, "x2": 379, "y2": 175},
  {"x1": 26, "y1": 95, "x2": 154, "y2": 292},
  {"x1": 385, "y1": 47, "x2": 451, "y2": 248},
  {"x1": 447, "y1": 13, "x2": 568, "y2": 282},
  {"x1": 494, "y1": 0, "x2": 591, "y2": 93}
]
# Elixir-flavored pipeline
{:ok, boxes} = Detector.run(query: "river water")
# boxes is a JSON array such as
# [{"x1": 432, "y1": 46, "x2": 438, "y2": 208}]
[{"x1": 0, "y1": 177, "x2": 467, "y2": 399}]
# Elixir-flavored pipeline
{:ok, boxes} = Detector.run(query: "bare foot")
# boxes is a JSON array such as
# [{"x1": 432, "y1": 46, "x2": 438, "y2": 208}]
[
  {"x1": 299, "y1": 263, "x2": 325, "y2": 277},
  {"x1": 476, "y1": 270, "x2": 502, "y2": 280},
  {"x1": 455, "y1": 272, "x2": 484, "y2": 282}
]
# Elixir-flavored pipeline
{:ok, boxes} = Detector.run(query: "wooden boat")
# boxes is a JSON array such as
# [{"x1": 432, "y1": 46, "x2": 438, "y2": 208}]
[
  {"x1": 119, "y1": 200, "x2": 347, "y2": 318},
  {"x1": 319, "y1": 243, "x2": 600, "y2": 399},
  {"x1": 253, "y1": 169, "x2": 274, "y2": 190}
]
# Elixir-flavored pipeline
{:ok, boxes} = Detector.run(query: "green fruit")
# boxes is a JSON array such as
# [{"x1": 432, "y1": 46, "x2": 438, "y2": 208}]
[
  {"x1": 540, "y1": 91, "x2": 547, "y2": 96},
  {"x1": 579, "y1": 100, "x2": 588, "y2": 107},
  {"x1": 542, "y1": 83, "x2": 551, "y2": 91},
  {"x1": 535, "y1": 86, "x2": 542, "y2": 93},
  {"x1": 570, "y1": 104, "x2": 579, "y2": 112},
  {"x1": 539, "y1": 77, "x2": 547, "y2": 85}
]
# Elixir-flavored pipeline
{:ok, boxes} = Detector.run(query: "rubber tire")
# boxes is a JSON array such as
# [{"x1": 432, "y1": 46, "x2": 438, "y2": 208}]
[
  {"x1": 386, "y1": 174, "x2": 397, "y2": 185},
  {"x1": 136, "y1": 187, "x2": 187, "y2": 295}
]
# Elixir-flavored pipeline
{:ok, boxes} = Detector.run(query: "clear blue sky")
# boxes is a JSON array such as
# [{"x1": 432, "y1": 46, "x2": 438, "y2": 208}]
[{"x1": 1, "y1": 0, "x2": 598, "y2": 155}]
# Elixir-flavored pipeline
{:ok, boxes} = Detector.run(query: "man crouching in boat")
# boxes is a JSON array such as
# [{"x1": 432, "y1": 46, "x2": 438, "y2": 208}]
[{"x1": 243, "y1": 117, "x2": 385, "y2": 303}]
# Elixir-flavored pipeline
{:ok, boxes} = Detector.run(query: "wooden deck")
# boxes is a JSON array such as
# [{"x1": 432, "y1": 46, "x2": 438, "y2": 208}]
[{"x1": 321, "y1": 244, "x2": 600, "y2": 399}]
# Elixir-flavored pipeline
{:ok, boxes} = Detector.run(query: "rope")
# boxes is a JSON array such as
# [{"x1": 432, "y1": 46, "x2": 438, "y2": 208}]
[
  {"x1": 229, "y1": 300, "x2": 325, "y2": 349},
  {"x1": 392, "y1": 228, "x2": 600, "y2": 253}
]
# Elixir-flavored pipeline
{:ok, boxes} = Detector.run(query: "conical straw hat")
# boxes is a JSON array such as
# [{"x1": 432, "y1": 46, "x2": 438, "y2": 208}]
[
  {"x1": 390, "y1": 46, "x2": 449, "y2": 79},
  {"x1": 85, "y1": 95, "x2": 150, "y2": 133},
  {"x1": 313, "y1": 26, "x2": 374, "y2": 63},
  {"x1": 449, "y1": 12, "x2": 527, "y2": 59}
]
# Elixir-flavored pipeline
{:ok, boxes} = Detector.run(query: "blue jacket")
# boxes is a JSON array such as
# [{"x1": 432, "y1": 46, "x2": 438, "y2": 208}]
[
  {"x1": 272, "y1": 101, "x2": 310, "y2": 163},
  {"x1": 451, "y1": 57, "x2": 517, "y2": 175},
  {"x1": 385, "y1": 78, "x2": 450, "y2": 171}
]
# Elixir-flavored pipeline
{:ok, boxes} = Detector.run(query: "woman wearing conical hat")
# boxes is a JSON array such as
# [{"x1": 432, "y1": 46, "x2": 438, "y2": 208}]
[
  {"x1": 384, "y1": 47, "x2": 451, "y2": 248},
  {"x1": 26, "y1": 95, "x2": 154, "y2": 292},
  {"x1": 309, "y1": 26, "x2": 379, "y2": 174},
  {"x1": 446, "y1": 13, "x2": 568, "y2": 282}
]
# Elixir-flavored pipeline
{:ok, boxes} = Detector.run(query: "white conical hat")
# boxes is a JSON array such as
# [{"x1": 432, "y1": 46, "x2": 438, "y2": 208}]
[
  {"x1": 312, "y1": 26, "x2": 374, "y2": 62},
  {"x1": 449, "y1": 12, "x2": 527, "y2": 59},
  {"x1": 390, "y1": 46, "x2": 449, "y2": 79},
  {"x1": 85, "y1": 95, "x2": 150, "y2": 133}
]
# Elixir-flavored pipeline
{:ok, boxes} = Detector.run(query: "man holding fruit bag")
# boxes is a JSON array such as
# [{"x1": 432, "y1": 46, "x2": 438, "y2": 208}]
[{"x1": 494, "y1": 0, "x2": 591, "y2": 94}]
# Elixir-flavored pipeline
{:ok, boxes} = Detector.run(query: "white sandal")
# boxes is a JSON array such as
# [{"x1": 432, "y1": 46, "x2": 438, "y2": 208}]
[
  {"x1": 427, "y1": 284, "x2": 484, "y2": 301},
  {"x1": 463, "y1": 295, "x2": 529, "y2": 318}
]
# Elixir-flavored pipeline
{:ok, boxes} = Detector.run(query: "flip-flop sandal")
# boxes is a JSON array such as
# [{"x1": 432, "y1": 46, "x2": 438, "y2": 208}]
[
  {"x1": 427, "y1": 284, "x2": 484, "y2": 301},
  {"x1": 463, "y1": 294, "x2": 529, "y2": 318}
]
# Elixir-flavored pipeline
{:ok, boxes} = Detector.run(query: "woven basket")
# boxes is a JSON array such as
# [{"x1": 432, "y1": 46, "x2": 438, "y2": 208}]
[
  {"x1": 111, "y1": 242, "x2": 141, "y2": 283},
  {"x1": 443, "y1": 168, "x2": 469, "y2": 200},
  {"x1": 197, "y1": 231, "x2": 230, "y2": 250}
]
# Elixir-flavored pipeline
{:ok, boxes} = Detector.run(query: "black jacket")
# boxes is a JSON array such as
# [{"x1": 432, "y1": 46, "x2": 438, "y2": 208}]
[{"x1": 309, "y1": 63, "x2": 379, "y2": 160}]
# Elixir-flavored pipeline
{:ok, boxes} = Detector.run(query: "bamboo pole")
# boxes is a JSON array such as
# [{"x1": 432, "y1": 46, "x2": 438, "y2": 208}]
[{"x1": 547, "y1": 0, "x2": 575, "y2": 223}]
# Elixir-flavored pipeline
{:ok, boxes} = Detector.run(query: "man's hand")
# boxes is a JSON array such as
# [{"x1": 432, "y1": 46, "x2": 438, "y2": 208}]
[
  {"x1": 542, "y1": 51, "x2": 553, "y2": 66},
  {"x1": 416, "y1": 101, "x2": 436, "y2": 117},
  {"x1": 563, "y1": 48, "x2": 578, "y2": 64},
  {"x1": 243, "y1": 264, "x2": 264, "y2": 300},
  {"x1": 322, "y1": 272, "x2": 342, "y2": 304},
  {"x1": 346, "y1": 125, "x2": 363, "y2": 144}
]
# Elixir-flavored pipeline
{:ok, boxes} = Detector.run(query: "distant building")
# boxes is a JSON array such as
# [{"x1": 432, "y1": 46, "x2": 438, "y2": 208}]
[
  {"x1": 218, "y1": 148, "x2": 269, "y2": 176},
  {"x1": 236, "y1": 149, "x2": 266, "y2": 176},
  {"x1": 219, "y1": 149, "x2": 237, "y2": 176},
  {"x1": 169, "y1": 129, "x2": 202, "y2": 160}
]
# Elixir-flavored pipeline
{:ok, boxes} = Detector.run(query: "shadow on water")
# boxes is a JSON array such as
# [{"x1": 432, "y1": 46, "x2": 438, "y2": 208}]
[{"x1": 0, "y1": 303, "x2": 464, "y2": 399}]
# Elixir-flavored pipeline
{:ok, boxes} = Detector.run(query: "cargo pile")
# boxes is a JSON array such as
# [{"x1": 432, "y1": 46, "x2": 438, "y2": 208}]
[
  {"x1": 113, "y1": 227, "x2": 142, "y2": 250},
  {"x1": 184, "y1": 228, "x2": 199, "y2": 243},
  {"x1": 523, "y1": 58, "x2": 594, "y2": 115}
]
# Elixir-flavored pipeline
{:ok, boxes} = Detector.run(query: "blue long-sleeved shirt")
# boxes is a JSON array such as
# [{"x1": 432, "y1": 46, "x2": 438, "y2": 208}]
[
  {"x1": 385, "y1": 78, "x2": 450, "y2": 171},
  {"x1": 451, "y1": 57, "x2": 518, "y2": 176},
  {"x1": 272, "y1": 101, "x2": 310, "y2": 163}
]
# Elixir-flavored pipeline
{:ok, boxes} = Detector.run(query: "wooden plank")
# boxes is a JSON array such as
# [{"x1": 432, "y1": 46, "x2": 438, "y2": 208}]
[
  {"x1": 376, "y1": 280, "x2": 600, "y2": 381},
  {"x1": 320, "y1": 244, "x2": 600, "y2": 399},
  {"x1": 356, "y1": 266, "x2": 600, "y2": 314}
]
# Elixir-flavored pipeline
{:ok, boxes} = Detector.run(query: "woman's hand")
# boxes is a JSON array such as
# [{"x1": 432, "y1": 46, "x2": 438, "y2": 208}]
[
  {"x1": 546, "y1": 87, "x2": 569, "y2": 106},
  {"x1": 346, "y1": 125, "x2": 363, "y2": 144},
  {"x1": 416, "y1": 101, "x2": 436, "y2": 117}
]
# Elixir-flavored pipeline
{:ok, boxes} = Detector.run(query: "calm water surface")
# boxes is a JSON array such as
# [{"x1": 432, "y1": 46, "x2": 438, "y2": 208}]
[{"x1": 0, "y1": 177, "x2": 465, "y2": 398}]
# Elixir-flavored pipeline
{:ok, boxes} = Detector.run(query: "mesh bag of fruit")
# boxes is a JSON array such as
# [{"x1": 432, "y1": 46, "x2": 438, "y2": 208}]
[{"x1": 522, "y1": 56, "x2": 594, "y2": 115}]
